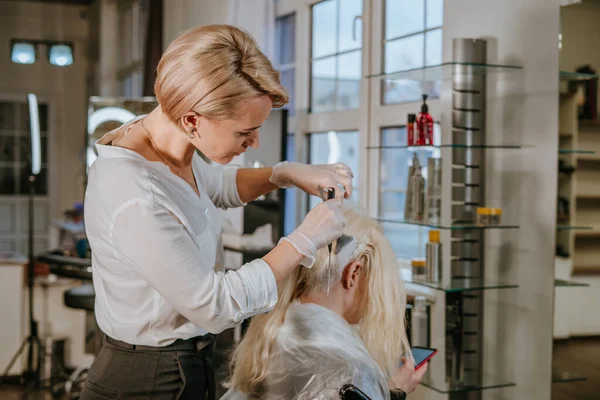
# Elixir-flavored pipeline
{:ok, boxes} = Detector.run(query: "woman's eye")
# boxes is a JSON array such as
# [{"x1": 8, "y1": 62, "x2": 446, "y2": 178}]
[{"x1": 239, "y1": 131, "x2": 252, "y2": 137}]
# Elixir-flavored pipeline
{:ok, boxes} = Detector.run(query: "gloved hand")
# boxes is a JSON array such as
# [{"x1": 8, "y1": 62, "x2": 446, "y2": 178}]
[
  {"x1": 279, "y1": 199, "x2": 346, "y2": 268},
  {"x1": 391, "y1": 357, "x2": 428, "y2": 394},
  {"x1": 270, "y1": 162, "x2": 353, "y2": 200}
]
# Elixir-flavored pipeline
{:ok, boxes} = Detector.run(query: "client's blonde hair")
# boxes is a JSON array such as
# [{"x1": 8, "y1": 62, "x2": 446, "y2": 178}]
[
  {"x1": 228, "y1": 209, "x2": 411, "y2": 396},
  {"x1": 155, "y1": 24, "x2": 288, "y2": 122}
]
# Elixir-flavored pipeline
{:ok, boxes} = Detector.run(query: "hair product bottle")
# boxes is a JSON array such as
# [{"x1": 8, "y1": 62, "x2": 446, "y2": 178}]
[
  {"x1": 407, "y1": 113, "x2": 416, "y2": 146},
  {"x1": 426, "y1": 230, "x2": 442, "y2": 282},
  {"x1": 409, "y1": 154, "x2": 425, "y2": 221},
  {"x1": 417, "y1": 94, "x2": 434, "y2": 146}
]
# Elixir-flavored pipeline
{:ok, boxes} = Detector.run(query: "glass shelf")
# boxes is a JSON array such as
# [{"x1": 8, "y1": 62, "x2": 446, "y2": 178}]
[
  {"x1": 377, "y1": 218, "x2": 519, "y2": 230},
  {"x1": 367, "y1": 144, "x2": 521, "y2": 150},
  {"x1": 560, "y1": 71, "x2": 598, "y2": 82},
  {"x1": 552, "y1": 371, "x2": 588, "y2": 383},
  {"x1": 366, "y1": 62, "x2": 522, "y2": 82},
  {"x1": 559, "y1": 149, "x2": 596, "y2": 155},
  {"x1": 421, "y1": 375, "x2": 516, "y2": 394},
  {"x1": 407, "y1": 278, "x2": 519, "y2": 293},
  {"x1": 555, "y1": 279, "x2": 590, "y2": 287},
  {"x1": 556, "y1": 225, "x2": 593, "y2": 231}
]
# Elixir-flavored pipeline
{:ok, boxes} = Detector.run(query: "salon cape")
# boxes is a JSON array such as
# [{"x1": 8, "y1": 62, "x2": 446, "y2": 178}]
[{"x1": 222, "y1": 302, "x2": 390, "y2": 400}]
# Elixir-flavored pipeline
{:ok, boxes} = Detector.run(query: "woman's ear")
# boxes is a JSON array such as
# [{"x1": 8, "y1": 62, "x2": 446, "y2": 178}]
[
  {"x1": 342, "y1": 260, "x2": 363, "y2": 289},
  {"x1": 181, "y1": 112, "x2": 200, "y2": 132}
]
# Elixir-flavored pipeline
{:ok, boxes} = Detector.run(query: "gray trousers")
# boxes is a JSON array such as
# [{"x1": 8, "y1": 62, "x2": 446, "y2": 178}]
[{"x1": 80, "y1": 335, "x2": 216, "y2": 400}]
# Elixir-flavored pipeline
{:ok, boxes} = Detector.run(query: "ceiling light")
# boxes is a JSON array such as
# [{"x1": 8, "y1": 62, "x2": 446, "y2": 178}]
[
  {"x1": 11, "y1": 42, "x2": 36, "y2": 64},
  {"x1": 48, "y1": 44, "x2": 73, "y2": 66}
]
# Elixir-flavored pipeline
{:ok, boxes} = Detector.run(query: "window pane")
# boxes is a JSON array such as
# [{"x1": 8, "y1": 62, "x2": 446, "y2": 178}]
[
  {"x1": 312, "y1": 0, "x2": 337, "y2": 59},
  {"x1": 380, "y1": 127, "x2": 434, "y2": 257},
  {"x1": 308, "y1": 130, "x2": 360, "y2": 209},
  {"x1": 380, "y1": 222, "x2": 429, "y2": 258},
  {"x1": 336, "y1": 51, "x2": 361, "y2": 111},
  {"x1": 425, "y1": 28, "x2": 443, "y2": 66},
  {"x1": 311, "y1": 56, "x2": 337, "y2": 113},
  {"x1": 276, "y1": 14, "x2": 296, "y2": 65},
  {"x1": 0, "y1": 167, "x2": 16, "y2": 195},
  {"x1": 338, "y1": 0, "x2": 362, "y2": 53},
  {"x1": 426, "y1": 0, "x2": 443, "y2": 28},
  {"x1": 385, "y1": 34, "x2": 425, "y2": 73},
  {"x1": 284, "y1": 133, "x2": 296, "y2": 235},
  {"x1": 0, "y1": 136, "x2": 15, "y2": 162},
  {"x1": 386, "y1": 0, "x2": 425, "y2": 40},
  {"x1": 0, "y1": 102, "x2": 16, "y2": 130},
  {"x1": 280, "y1": 68, "x2": 296, "y2": 116}
]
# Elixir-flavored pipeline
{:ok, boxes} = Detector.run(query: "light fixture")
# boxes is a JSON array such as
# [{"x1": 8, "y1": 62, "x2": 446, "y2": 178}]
[
  {"x1": 10, "y1": 39, "x2": 74, "y2": 66},
  {"x1": 11, "y1": 41, "x2": 36, "y2": 64},
  {"x1": 28, "y1": 94, "x2": 41, "y2": 175},
  {"x1": 48, "y1": 44, "x2": 73, "y2": 66}
]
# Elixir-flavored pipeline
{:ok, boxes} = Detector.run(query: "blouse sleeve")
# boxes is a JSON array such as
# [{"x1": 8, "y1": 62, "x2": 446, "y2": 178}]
[
  {"x1": 196, "y1": 158, "x2": 245, "y2": 209},
  {"x1": 110, "y1": 199, "x2": 277, "y2": 334}
]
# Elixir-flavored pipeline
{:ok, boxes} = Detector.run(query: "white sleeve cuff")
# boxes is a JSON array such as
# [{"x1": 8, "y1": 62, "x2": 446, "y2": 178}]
[{"x1": 234, "y1": 259, "x2": 278, "y2": 315}]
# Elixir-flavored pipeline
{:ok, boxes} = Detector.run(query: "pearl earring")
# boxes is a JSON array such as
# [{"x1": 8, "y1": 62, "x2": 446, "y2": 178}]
[{"x1": 190, "y1": 128, "x2": 196, "y2": 139}]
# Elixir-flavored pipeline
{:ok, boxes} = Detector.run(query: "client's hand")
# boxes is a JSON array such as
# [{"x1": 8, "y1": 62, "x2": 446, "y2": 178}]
[
  {"x1": 280, "y1": 199, "x2": 346, "y2": 268},
  {"x1": 391, "y1": 357, "x2": 428, "y2": 394}
]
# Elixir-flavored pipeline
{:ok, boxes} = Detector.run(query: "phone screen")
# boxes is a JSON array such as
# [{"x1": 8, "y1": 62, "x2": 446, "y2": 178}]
[{"x1": 399, "y1": 346, "x2": 437, "y2": 370}]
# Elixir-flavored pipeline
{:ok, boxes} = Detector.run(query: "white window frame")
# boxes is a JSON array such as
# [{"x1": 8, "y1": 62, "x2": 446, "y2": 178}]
[
  {"x1": 0, "y1": 92, "x2": 56, "y2": 255},
  {"x1": 117, "y1": 0, "x2": 148, "y2": 97},
  {"x1": 276, "y1": 0, "x2": 370, "y2": 220},
  {"x1": 276, "y1": 0, "x2": 444, "y2": 221}
]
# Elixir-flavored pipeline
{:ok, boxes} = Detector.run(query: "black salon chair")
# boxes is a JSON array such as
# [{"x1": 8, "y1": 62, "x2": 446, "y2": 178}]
[
  {"x1": 63, "y1": 284, "x2": 98, "y2": 398},
  {"x1": 64, "y1": 284, "x2": 95, "y2": 311}
]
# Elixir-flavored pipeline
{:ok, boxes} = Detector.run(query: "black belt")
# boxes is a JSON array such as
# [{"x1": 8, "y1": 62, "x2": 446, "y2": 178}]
[{"x1": 105, "y1": 334, "x2": 216, "y2": 352}]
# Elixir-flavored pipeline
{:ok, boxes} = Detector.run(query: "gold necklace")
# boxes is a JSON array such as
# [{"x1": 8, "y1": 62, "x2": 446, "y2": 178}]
[{"x1": 139, "y1": 118, "x2": 199, "y2": 193}]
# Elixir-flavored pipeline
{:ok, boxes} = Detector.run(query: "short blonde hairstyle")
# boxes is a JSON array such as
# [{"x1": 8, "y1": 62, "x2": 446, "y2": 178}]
[
  {"x1": 228, "y1": 209, "x2": 411, "y2": 396},
  {"x1": 155, "y1": 24, "x2": 289, "y2": 122}
]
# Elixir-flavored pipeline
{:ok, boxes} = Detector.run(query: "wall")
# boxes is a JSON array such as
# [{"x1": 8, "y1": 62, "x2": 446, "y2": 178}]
[
  {"x1": 441, "y1": 1, "x2": 559, "y2": 399},
  {"x1": 0, "y1": 0, "x2": 89, "y2": 218},
  {"x1": 560, "y1": 1, "x2": 600, "y2": 116},
  {"x1": 163, "y1": 0, "x2": 231, "y2": 49}
]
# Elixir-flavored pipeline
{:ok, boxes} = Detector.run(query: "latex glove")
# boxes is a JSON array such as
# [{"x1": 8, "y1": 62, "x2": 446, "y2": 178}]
[
  {"x1": 270, "y1": 162, "x2": 353, "y2": 200},
  {"x1": 279, "y1": 199, "x2": 346, "y2": 268},
  {"x1": 391, "y1": 357, "x2": 428, "y2": 394}
]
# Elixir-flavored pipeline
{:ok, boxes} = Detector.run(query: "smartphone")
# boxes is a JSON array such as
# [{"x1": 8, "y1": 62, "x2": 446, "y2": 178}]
[{"x1": 399, "y1": 346, "x2": 438, "y2": 370}]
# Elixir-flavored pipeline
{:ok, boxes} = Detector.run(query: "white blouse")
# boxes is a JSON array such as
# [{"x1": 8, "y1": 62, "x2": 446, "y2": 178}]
[{"x1": 84, "y1": 121, "x2": 278, "y2": 346}]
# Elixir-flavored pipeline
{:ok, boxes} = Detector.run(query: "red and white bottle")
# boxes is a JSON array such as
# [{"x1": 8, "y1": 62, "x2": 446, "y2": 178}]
[{"x1": 417, "y1": 94, "x2": 434, "y2": 146}]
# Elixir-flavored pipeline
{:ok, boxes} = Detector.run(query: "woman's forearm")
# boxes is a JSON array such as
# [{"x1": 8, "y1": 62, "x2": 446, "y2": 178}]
[
  {"x1": 236, "y1": 167, "x2": 279, "y2": 203},
  {"x1": 262, "y1": 240, "x2": 303, "y2": 285}
]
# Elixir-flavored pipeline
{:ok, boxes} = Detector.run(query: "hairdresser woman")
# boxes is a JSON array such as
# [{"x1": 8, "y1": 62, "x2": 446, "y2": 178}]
[{"x1": 80, "y1": 25, "x2": 351, "y2": 400}]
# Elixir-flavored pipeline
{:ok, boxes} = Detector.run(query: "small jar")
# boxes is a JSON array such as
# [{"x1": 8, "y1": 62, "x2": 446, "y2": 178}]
[
  {"x1": 476, "y1": 207, "x2": 491, "y2": 226},
  {"x1": 412, "y1": 259, "x2": 427, "y2": 279},
  {"x1": 489, "y1": 208, "x2": 502, "y2": 225}
]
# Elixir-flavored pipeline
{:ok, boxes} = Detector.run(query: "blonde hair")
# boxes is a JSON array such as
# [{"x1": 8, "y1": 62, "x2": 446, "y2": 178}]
[
  {"x1": 228, "y1": 209, "x2": 411, "y2": 396},
  {"x1": 154, "y1": 24, "x2": 288, "y2": 122}
]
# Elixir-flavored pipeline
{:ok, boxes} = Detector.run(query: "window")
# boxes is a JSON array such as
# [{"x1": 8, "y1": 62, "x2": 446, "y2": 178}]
[
  {"x1": 311, "y1": 0, "x2": 363, "y2": 113},
  {"x1": 383, "y1": 0, "x2": 443, "y2": 104},
  {"x1": 284, "y1": 133, "x2": 296, "y2": 235},
  {"x1": 307, "y1": 130, "x2": 360, "y2": 210},
  {"x1": 275, "y1": 13, "x2": 298, "y2": 235},
  {"x1": 276, "y1": 13, "x2": 296, "y2": 116},
  {"x1": 378, "y1": 125, "x2": 440, "y2": 257},
  {"x1": 117, "y1": 0, "x2": 148, "y2": 97},
  {"x1": 0, "y1": 100, "x2": 50, "y2": 254}
]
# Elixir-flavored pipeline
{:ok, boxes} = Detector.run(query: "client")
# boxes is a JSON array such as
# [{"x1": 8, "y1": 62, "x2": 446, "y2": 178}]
[{"x1": 224, "y1": 209, "x2": 427, "y2": 399}]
